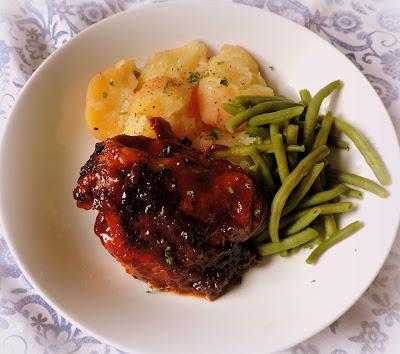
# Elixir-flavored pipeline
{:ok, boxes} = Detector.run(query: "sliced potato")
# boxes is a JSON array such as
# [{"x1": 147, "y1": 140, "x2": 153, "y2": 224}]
[
  {"x1": 198, "y1": 45, "x2": 274, "y2": 130},
  {"x1": 130, "y1": 76, "x2": 205, "y2": 139},
  {"x1": 206, "y1": 45, "x2": 268, "y2": 87},
  {"x1": 139, "y1": 41, "x2": 209, "y2": 86},
  {"x1": 86, "y1": 59, "x2": 139, "y2": 140}
]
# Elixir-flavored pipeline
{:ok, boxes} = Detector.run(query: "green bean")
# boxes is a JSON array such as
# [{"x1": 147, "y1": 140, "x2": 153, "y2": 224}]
[
  {"x1": 226, "y1": 100, "x2": 301, "y2": 133},
  {"x1": 280, "y1": 202, "x2": 353, "y2": 229},
  {"x1": 270, "y1": 123, "x2": 280, "y2": 136},
  {"x1": 306, "y1": 221, "x2": 363, "y2": 264},
  {"x1": 327, "y1": 168, "x2": 389, "y2": 198},
  {"x1": 328, "y1": 138, "x2": 350, "y2": 150},
  {"x1": 222, "y1": 103, "x2": 245, "y2": 116},
  {"x1": 312, "y1": 111, "x2": 334, "y2": 150},
  {"x1": 286, "y1": 124, "x2": 299, "y2": 144},
  {"x1": 324, "y1": 214, "x2": 337, "y2": 237},
  {"x1": 246, "y1": 126, "x2": 270, "y2": 139},
  {"x1": 286, "y1": 145, "x2": 305, "y2": 152},
  {"x1": 299, "y1": 89, "x2": 311, "y2": 106},
  {"x1": 213, "y1": 146, "x2": 253, "y2": 158},
  {"x1": 248, "y1": 106, "x2": 304, "y2": 127},
  {"x1": 283, "y1": 162, "x2": 325, "y2": 215},
  {"x1": 232, "y1": 95, "x2": 287, "y2": 106},
  {"x1": 258, "y1": 228, "x2": 319, "y2": 256},
  {"x1": 297, "y1": 184, "x2": 347, "y2": 209},
  {"x1": 303, "y1": 80, "x2": 342, "y2": 149},
  {"x1": 213, "y1": 144, "x2": 305, "y2": 159},
  {"x1": 250, "y1": 148, "x2": 276, "y2": 190},
  {"x1": 280, "y1": 251, "x2": 290, "y2": 257},
  {"x1": 333, "y1": 117, "x2": 391, "y2": 185},
  {"x1": 271, "y1": 133, "x2": 290, "y2": 183},
  {"x1": 269, "y1": 146, "x2": 330, "y2": 242},
  {"x1": 343, "y1": 187, "x2": 363, "y2": 200},
  {"x1": 283, "y1": 208, "x2": 321, "y2": 236},
  {"x1": 286, "y1": 124, "x2": 299, "y2": 169}
]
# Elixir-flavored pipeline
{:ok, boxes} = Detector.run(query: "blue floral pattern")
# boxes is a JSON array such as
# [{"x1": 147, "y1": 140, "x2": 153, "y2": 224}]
[{"x1": 1, "y1": 0, "x2": 400, "y2": 353}]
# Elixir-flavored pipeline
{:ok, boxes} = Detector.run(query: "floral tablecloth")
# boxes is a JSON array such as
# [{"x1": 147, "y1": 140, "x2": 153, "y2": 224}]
[{"x1": 1, "y1": 0, "x2": 400, "y2": 353}]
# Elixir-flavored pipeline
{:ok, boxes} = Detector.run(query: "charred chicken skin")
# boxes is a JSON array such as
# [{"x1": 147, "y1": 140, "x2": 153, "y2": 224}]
[{"x1": 73, "y1": 118, "x2": 266, "y2": 299}]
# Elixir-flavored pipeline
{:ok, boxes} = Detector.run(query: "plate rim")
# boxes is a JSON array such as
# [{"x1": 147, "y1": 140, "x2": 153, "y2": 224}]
[{"x1": 0, "y1": 1, "x2": 399, "y2": 353}]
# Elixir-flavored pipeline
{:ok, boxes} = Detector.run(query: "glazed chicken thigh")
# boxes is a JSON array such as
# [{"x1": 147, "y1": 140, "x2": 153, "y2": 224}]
[{"x1": 73, "y1": 118, "x2": 265, "y2": 299}]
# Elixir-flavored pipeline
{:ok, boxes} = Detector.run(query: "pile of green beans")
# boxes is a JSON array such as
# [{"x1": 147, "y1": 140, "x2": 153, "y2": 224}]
[{"x1": 217, "y1": 80, "x2": 391, "y2": 263}]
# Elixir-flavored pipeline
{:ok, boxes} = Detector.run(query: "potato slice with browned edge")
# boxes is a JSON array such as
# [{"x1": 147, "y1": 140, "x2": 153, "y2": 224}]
[{"x1": 86, "y1": 59, "x2": 140, "y2": 140}]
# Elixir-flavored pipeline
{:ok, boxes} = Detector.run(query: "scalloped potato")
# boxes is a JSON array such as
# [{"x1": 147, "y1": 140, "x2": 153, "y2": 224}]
[
  {"x1": 85, "y1": 59, "x2": 140, "y2": 140},
  {"x1": 198, "y1": 45, "x2": 274, "y2": 130},
  {"x1": 85, "y1": 41, "x2": 274, "y2": 147},
  {"x1": 138, "y1": 41, "x2": 209, "y2": 86}
]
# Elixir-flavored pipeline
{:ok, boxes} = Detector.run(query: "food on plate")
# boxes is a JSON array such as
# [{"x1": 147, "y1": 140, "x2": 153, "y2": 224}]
[
  {"x1": 197, "y1": 44, "x2": 273, "y2": 130},
  {"x1": 73, "y1": 118, "x2": 265, "y2": 299},
  {"x1": 86, "y1": 59, "x2": 140, "y2": 141},
  {"x1": 74, "y1": 41, "x2": 390, "y2": 299},
  {"x1": 219, "y1": 81, "x2": 390, "y2": 262},
  {"x1": 85, "y1": 41, "x2": 274, "y2": 149}
]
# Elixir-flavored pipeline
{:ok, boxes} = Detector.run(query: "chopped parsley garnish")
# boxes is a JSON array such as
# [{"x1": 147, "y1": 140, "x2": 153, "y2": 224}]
[
  {"x1": 187, "y1": 190, "x2": 195, "y2": 197},
  {"x1": 187, "y1": 72, "x2": 200, "y2": 84},
  {"x1": 133, "y1": 70, "x2": 141, "y2": 79},
  {"x1": 165, "y1": 246, "x2": 174, "y2": 265},
  {"x1": 220, "y1": 77, "x2": 228, "y2": 86},
  {"x1": 180, "y1": 137, "x2": 192, "y2": 146},
  {"x1": 217, "y1": 61, "x2": 225, "y2": 65},
  {"x1": 119, "y1": 111, "x2": 128, "y2": 116},
  {"x1": 146, "y1": 287, "x2": 154, "y2": 294},
  {"x1": 245, "y1": 183, "x2": 252, "y2": 189},
  {"x1": 109, "y1": 80, "x2": 115, "y2": 86},
  {"x1": 102, "y1": 91, "x2": 108, "y2": 98},
  {"x1": 210, "y1": 129, "x2": 220, "y2": 139},
  {"x1": 161, "y1": 145, "x2": 172, "y2": 157},
  {"x1": 254, "y1": 208, "x2": 261, "y2": 217},
  {"x1": 227, "y1": 186, "x2": 235, "y2": 194}
]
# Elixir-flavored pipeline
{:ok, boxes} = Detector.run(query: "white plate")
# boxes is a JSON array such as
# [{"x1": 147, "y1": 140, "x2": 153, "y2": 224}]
[{"x1": 1, "y1": 2, "x2": 399, "y2": 354}]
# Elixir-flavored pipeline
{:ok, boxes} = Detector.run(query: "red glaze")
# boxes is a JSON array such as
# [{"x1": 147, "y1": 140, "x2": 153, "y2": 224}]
[{"x1": 73, "y1": 118, "x2": 266, "y2": 299}]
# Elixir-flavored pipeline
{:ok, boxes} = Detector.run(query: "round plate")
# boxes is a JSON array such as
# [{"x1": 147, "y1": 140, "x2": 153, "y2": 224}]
[{"x1": 1, "y1": 2, "x2": 399, "y2": 353}]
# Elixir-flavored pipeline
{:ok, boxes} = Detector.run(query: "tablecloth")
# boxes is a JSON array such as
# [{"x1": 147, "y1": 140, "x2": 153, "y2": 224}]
[{"x1": 1, "y1": 0, "x2": 400, "y2": 353}]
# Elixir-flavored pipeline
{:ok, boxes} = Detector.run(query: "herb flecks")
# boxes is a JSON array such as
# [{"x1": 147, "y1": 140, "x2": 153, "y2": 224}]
[
  {"x1": 161, "y1": 145, "x2": 172, "y2": 157},
  {"x1": 102, "y1": 91, "x2": 108, "y2": 98},
  {"x1": 217, "y1": 61, "x2": 225, "y2": 65},
  {"x1": 165, "y1": 246, "x2": 174, "y2": 265},
  {"x1": 210, "y1": 129, "x2": 220, "y2": 140},
  {"x1": 187, "y1": 190, "x2": 195, "y2": 198},
  {"x1": 254, "y1": 208, "x2": 261, "y2": 217},
  {"x1": 187, "y1": 72, "x2": 200, "y2": 84},
  {"x1": 109, "y1": 80, "x2": 115, "y2": 86},
  {"x1": 119, "y1": 111, "x2": 129, "y2": 116},
  {"x1": 227, "y1": 186, "x2": 235, "y2": 194},
  {"x1": 220, "y1": 77, "x2": 229, "y2": 86},
  {"x1": 146, "y1": 286, "x2": 155, "y2": 294}
]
